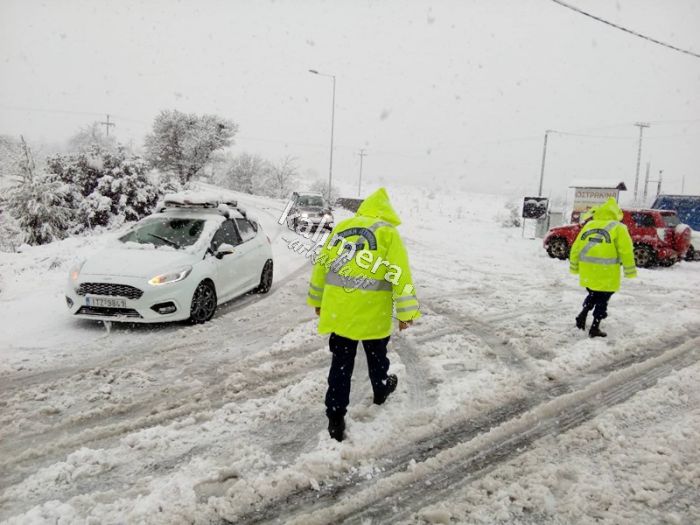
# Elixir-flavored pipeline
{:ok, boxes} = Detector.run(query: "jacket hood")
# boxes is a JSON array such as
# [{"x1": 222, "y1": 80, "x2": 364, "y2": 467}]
[
  {"x1": 356, "y1": 187, "x2": 401, "y2": 226},
  {"x1": 592, "y1": 198, "x2": 623, "y2": 221}
]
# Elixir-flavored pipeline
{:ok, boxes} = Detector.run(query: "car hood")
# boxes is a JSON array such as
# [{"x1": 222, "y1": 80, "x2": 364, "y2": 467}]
[
  {"x1": 81, "y1": 247, "x2": 198, "y2": 278},
  {"x1": 299, "y1": 206, "x2": 325, "y2": 213}
]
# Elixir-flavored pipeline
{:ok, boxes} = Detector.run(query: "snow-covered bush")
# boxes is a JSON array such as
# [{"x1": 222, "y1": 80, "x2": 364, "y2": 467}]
[
  {"x1": 4, "y1": 140, "x2": 73, "y2": 245},
  {"x1": 496, "y1": 200, "x2": 522, "y2": 228},
  {"x1": 215, "y1": 152, "x2": 272, "y2": 194},
  {"x1": 0, "y1": 209, "x2": 22, "y2": 252},
  {"x1": 44, "y1": 147, "x2": 160, "y2": 231}
]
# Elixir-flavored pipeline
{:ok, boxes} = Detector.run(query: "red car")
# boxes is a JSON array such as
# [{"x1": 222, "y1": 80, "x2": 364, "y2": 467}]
[{"x1": 544, "y1": 209, "x2": 692, "y2": 268}]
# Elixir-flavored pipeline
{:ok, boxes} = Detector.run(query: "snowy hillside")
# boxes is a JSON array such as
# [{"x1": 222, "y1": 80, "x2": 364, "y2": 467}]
[{"x1": 0, "y1": 184, "x2": 698, "y2": 524}]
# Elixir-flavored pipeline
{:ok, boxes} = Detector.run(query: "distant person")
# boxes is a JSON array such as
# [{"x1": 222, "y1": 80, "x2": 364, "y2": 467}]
[
  {"x1": 569, "y1": 198, "x2": 637, "y2": 337},
  {"x1": 306, "y1": 188, "x2": 421, "y2": 442}
]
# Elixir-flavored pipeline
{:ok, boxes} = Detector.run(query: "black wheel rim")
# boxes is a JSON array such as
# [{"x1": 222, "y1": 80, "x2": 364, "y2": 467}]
[
  {"x1": 551, "y1": 240, "x2": 566, "y2": 258},
  {"x1": 635, "y1": 247, "x2": 651, "y2": 267},
  {"x1": 191, "y1": 283, "x2": 216, "y2": 321}
]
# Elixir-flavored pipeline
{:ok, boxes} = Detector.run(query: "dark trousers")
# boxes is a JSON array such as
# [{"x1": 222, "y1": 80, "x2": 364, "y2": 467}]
[
  {"x1": 582, "y1": 288, "x2": 614, "y2": 321},
  {"x1": 325, "y1": 333, "x2": 391, "y2": 418}
]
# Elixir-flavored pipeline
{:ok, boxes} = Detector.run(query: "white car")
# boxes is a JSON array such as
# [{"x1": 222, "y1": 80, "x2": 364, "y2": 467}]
[{"x1": 65, "y1": 193, "x2": 274, "y2": 324}]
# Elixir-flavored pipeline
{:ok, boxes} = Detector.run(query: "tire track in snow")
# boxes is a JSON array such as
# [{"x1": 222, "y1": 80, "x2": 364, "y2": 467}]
[
  {"x1": 285, "y1": 334, "x2": 700, "y2": 525},
  {"x1": 229, "y1": 328, "x2": 700, "y2": 525}
]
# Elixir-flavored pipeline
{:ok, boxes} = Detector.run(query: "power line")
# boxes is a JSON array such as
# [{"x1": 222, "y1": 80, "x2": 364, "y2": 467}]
[{"x1": 549, "y1": 0, "x2": 700, "y2": 59}]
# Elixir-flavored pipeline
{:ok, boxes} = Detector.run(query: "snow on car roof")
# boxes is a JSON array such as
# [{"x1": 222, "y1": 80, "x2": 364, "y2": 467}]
[{"x1": 159, "y1": 191, "x2": 246, "y2": 219}]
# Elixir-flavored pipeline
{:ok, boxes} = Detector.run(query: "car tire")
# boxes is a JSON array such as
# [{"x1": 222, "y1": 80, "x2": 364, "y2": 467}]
[
  {"x1": 686, "y1": 244, "x2": 697, "y2": 262},
  {"x1": 254, "y1": 259, "x2": 273, "y2": 294},
  {"x1": 546, "y1": 237, "x2": 569, "y2": 260},
  {"x1": 189, "y1": 280, "x2": 218, "y2": 324},
  {"x1": 633, "y1": 244, "x2": 656, "y2": 269}
]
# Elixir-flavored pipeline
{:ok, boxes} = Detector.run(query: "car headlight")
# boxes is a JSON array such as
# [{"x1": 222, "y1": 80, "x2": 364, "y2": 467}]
[
  {"x1": 300, "y1": 212, "x2": 309, "y2": 218},
  {"x1": 148, "y1": 266, "x2": 193, "y2": 286},
  {"x1": 69, "y1": 261, "x2": 86, "y2": 284},
  {"x1": 323, "y1": 213, "x2": 333, "y2": 222}
]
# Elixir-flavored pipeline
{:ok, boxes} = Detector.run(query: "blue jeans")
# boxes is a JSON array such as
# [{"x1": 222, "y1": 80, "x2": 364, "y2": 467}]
[{"x1": 325, "y1": 333, "x2": 391, "y2": 418}]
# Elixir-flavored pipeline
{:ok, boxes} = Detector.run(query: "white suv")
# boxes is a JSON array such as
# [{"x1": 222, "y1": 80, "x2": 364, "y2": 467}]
[{"x1": 65, "y1": 193, "x2": 274, "y2": 324}]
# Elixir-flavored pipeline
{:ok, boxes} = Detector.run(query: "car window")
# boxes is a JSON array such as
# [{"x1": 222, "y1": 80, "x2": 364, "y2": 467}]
[
  {"x1": 235, "y1": 218, "x2": 256, "y2": 242},
  {"x1": 661, "y1": 213, "x2": 680, "y2": 227},
  {"x1": 119, "y1": 218, "x2": 205, "y2": 249},
  {"x1": 211, "y1": 220, "x2": 241, "y2": 251},
  {"x1": 632, "y1": 213, "x2": 655, "y2": 227},
  {"x1": 297, "y1": 195, "x2": 324, "y2": 207}
]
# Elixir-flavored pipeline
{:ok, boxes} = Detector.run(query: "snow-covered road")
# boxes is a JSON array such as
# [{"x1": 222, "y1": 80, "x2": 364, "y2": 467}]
[{"x1": 1, "y1": 186, "x2": 698, "y2": 524}]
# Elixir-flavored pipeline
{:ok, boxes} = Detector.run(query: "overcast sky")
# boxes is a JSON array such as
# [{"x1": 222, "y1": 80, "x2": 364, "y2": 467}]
[{"x1": 1, "y1": 0, "x2": 699, "y2": 200}]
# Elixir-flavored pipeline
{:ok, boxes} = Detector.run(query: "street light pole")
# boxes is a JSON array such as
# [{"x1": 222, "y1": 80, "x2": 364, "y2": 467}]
[
  {"x1": 309, "y1": 69, "x2": 336, "y2": 202},
  {"x1": 357, "y1": 149, "x2": 367, "y2": 197},
  {"x1": 633, "y1": 122, "x2": 650, "y2": 202},
  {"x1": 538, "y1": 130, "x2": 551, "y2": 197}
]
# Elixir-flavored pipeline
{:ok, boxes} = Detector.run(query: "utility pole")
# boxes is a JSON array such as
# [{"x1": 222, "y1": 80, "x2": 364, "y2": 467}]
[
  {"x1": 657, "y1": 170, "x2": 663, "y2": 198},
  {"x1": 538, "y1": 130, "x2": 551, "y2": 197},
  {"x1": 100, "y1": 114, "x2": 115, "y2": 137},
  {"x1": 643, "y1": 162, "x2": 651, "y2": 203},
  {"x1": 633, "y1": 122, "x2": 650, "y2": 202},
  {"x1": 681, "y1": 175, "x2": 685, "y2": 194},
  {"x1": 356, "y1": 149, "x2": 367, "y2": 197}
]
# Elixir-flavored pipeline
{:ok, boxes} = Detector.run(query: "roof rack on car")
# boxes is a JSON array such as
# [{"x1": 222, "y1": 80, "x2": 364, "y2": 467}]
[{"x1": 158, "y1": 193, "x2": 247, "y2": 219}]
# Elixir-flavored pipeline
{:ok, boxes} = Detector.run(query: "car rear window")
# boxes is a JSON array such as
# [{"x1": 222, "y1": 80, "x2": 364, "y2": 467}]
[
  {"x1": 661, "y1": 213, "x2": 680, "y2": 227},
  {"x1": 632, "y1": 213, "x2": 655, "y2": 227}
]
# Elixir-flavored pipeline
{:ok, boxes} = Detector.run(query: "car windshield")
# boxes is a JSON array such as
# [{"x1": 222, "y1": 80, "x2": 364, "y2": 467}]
[
  {"x1": 298, "y1": 195, "x2": 324, "y2": 207},
  {"x1": 661, "y1": 213, "x2": 680, "y2": 227},
  {"x1": 119, "y1": 217, "x2": 206, "y2": 249}
]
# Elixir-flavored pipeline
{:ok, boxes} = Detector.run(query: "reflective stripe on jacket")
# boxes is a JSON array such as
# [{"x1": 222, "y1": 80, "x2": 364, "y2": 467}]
[
  {"x1": 306, "y1": 187, "x2": 421, "y2": 340},
  {"x1": 569, "y1": 198, "x2": 637, "y2": 292}
]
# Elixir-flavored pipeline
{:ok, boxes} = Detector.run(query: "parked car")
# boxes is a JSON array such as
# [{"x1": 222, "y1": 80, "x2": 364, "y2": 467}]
[
  {"x1": 286, "y1": 191, "x2": 334, "y2": 231},
  {"x1": 651, "y1": 195, "x2": 700, "y2": 261},
  {"x1": 66, "y1": 193, "x2": 274, "y2": 324},
  {"x1": 544, "y1": 208, "x2": 692, "y2": 268}
]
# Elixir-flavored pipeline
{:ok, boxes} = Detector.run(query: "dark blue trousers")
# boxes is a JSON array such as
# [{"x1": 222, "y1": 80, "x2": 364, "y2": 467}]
[
  {"x1": 583, "y1": 288, "x2": 614, "y2": 320},
  {"x1": 325, "y1": 333, "x2": 391, "y2": 418}
]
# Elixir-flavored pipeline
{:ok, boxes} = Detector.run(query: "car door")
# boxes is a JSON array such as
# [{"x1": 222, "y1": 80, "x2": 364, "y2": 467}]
[
  {"x1": 234, "y1": 217, "x2": 264, "y2": 289},
  {"x1": 210, "y1": 219, "x2": 245, "y2": 300}
]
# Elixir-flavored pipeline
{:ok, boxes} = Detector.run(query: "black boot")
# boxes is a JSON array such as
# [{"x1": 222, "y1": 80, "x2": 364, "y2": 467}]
[
  {"x1": 575, "y1": 310, "x2": 589, "y2": 330},
  {"x1": 328, "y1": 415, "x2": 345, "y2": 442},
  {"x1": 589, "y1": 319, "x2": 607, "y2": 338},
  {"x1": 373, "y1": 374, "x2": 398, "y2": 405}
]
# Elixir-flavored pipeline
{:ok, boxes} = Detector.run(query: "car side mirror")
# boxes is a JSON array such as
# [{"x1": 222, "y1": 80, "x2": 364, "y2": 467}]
[{"x1": 216, "y1": 243, "x2": 235, "y2": 259}]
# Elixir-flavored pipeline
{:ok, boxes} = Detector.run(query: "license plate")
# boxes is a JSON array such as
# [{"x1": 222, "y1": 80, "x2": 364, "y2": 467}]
[{"x1": 85, "y1": 296, "x2": 127, "y2": 308}]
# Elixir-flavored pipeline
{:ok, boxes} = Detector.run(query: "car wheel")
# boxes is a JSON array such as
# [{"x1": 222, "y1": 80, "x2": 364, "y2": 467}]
[
  {"x1": 254, "y1": 259, "x2": 273, "y2": 294},
  {"x1": 633, "y1": 244, "x2": 656, "y2": 269},
  {"x1": 686, "y1": 244, "x2": 696, "y2": 262},
  {"x1": 546, "y1": 237, "x2": 569, "y2": 260},
  {"x1": 189, "y1": 280, "x2": 217, "y2": 324}
]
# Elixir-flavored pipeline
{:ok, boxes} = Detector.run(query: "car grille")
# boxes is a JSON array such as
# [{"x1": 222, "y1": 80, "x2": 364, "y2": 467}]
[
  {"x1": 77, "y1": 283, "x2": 144, "y2": 300},
  {"x1": 76, "y1": 306, "x2": 143, "y2": 318}
]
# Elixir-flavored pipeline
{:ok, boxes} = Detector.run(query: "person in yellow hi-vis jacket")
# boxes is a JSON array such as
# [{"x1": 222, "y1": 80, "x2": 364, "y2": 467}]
[
  {"x1": 569, "y1": 198, "x2": 637, "y2": 338},
  {"x1": 306, "y1": 187, "x2": 420, "y2": 441}
]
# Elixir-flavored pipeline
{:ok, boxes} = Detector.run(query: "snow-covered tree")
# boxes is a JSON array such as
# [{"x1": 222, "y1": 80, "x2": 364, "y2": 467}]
[
  {"x1": 0, "y1": 135, "x2": 22, "y2": 188},
  {"x1": 144, "y1": 110, "x2": 237, "y2": 184},
  {"x1": 67, "y1": 122, "x2": 117, "y2": 154},
  {"x1": 214, "y1": 152, "x2": 272, "y2": 194},
  {"x1": 260, "y1": 155, "x2": 299, "y2": 199},
  {"x1": 309, "y1": 178, "x2": 339, "y2": 203},
  {"x1": 5, "y1": 138, "x2": 72, "y2": 245}
]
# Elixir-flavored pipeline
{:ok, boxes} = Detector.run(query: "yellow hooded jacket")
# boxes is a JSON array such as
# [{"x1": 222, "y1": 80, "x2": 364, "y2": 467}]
[
  {"x1": 306, "y1": 188, "x2": 421, "y2": 340},
  {"x1": 569, "y1": 198, "x2": 637, "y2": 292}
]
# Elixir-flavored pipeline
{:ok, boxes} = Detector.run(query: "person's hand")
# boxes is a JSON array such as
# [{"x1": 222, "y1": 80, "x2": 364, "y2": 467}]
[
  {"x1": 315, "y1": 307, "x2": 321, "y2": 316},
  {"x1": 399, "y1": 320, "x2": 413, "y2": 331}
]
